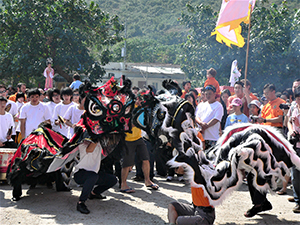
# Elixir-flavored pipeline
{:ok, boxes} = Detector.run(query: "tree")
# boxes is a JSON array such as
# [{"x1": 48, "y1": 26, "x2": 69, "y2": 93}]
[
  {"x1": 0, "y1": 0, "x2": 123, "y2": 86},
  {"x1": 179, "y1": 2, "x2": 300, "y2": 92}
]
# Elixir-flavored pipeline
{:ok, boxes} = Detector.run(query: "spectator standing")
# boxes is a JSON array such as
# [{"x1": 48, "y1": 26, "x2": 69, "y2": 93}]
[
  {"x1": 0, "y1": 96, "x2": 17, "y2": 148},
  {"x1": 69, "y1": 74, "x2": 82, "y2": 90},
  {"x1": 257, "y1": 83, "x2": 285, "y2": 129},
  {"x1": 19, "y1": 88, "x2": 51, "y2": 139},
  {"x1": 53, "y1": 87, "x2": 74, "y2": 137},
  {"x1": 9, "y1": 83, "x2": 27, "y2": 102},
  {"x1": 225, "y1": 98, "x2": 249, "y2": 128},
  {"x1": 204, "y1": 68, "x2": 220, "y2": 95},
  {"x1": 181, "y1": 81, "x2": 191, "y2": 98},
  {"x1": 131, "y1": 86, "x2": 140, "y2": 96},
  {"x1": 195, "y1": 85, "x2": 224, "y2": 148},
  {"x1": 63, "y1": 96, "x2": 85, "y2": 138},
  {"x1": 0, "y1": 84, "x2": 18, "y2": 119},
  {"x1": 286, "y1": 80, "x2": 300, "y2": 213},
  {"x1": 227, "y1": 80, "x2": 258, "y2": 117},
  {"x1": 72, "y1": 89, "x2": 80, "y2": 104},
  {"x1": 248, "y1": 100, "x2": 261, "y2": 123}
]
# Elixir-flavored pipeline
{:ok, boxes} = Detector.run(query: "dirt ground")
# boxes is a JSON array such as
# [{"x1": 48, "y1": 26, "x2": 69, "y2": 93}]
[{"x1": 0, "y1": 171, "x2": 300, "y2": 225}]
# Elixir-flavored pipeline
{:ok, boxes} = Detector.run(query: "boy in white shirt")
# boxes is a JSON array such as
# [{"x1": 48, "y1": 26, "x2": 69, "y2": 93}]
[
  {"x1": 0, "y1": 96, "x2": 17, "y2": 148},
  {"x1": 53, "y1": 87, "x2": 74, "y2": 137},
  {"x1": 19, "y1": 88, "x2": 52, "y2": 139},
  {"x1": 63, "y1": 95, "x2": 85, "y2": 138}
]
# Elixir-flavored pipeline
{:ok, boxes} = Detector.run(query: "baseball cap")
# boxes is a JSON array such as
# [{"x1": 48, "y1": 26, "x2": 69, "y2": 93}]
[
  {"x1": 230, "y1": 98, "x2": 242, "y2": 107},
  {"x1": 248, "y1": 100, "x2": 261, "y2": 109}
]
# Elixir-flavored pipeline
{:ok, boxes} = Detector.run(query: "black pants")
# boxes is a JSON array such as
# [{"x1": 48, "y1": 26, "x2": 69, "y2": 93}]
[
  {"x1": 247, "y1": 172, "x2": 267, "y2": 205},
  {"x1": 74, "y1": 169, "x2": 117, "y2": 202}
]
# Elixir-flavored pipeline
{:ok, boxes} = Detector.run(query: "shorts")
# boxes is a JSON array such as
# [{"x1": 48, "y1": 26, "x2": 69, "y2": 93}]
[
  {"x1": 170, "y1": 201, "x2": 215, "y2": 225},
  {"x1": 122, "y1": 138, "x2": 150, "y2": 168}
]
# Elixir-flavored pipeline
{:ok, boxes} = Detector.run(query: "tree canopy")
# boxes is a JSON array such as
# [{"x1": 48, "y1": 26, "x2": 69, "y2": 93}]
[
  {"x1": 0, "y1": 0, "x2": 123, "y2": 86},
  {"x1": 179, "y1": 1, "x2": 300, "y2": 92}
]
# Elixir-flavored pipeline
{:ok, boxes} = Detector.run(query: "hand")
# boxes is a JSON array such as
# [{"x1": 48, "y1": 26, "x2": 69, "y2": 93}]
[
  {"x1": 54, "y1": 120, "x2": 61, "y2": 126},
  {"x1": 0, "y1": 141, "x2": 4, "y2": 147},
  {"x1": 257, "y1": 117, "x2": 265, "y2": 123},
  {"x1": 71, "y1": 124, "x2": 76, "y2": 129},
  {"x1": 6, "y1": 134, "x2": 12, "y2": 140}
]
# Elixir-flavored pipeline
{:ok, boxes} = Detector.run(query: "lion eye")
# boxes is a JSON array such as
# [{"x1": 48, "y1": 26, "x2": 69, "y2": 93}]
[
  {"x1": 112, "y1": 104, "x2": 120, "y2": 112},
  {"x1": 89, "y1": 101, "x2": 103, "y2": 116}
]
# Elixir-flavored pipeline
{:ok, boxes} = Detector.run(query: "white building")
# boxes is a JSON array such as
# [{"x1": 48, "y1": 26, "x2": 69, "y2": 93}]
[{"x1": 97, "y1": 62, "x2": 187, "y2": 91}]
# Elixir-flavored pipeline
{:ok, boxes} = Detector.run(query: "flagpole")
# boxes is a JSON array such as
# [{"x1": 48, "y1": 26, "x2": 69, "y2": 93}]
[{"x1": 244, "y1": 6, "x2": 252, "y2": 86}]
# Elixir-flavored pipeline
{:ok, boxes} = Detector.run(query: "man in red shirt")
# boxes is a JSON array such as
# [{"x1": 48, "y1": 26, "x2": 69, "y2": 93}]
[{"x1": 227, "y1": 80, "x2": 258, "y2": 117}]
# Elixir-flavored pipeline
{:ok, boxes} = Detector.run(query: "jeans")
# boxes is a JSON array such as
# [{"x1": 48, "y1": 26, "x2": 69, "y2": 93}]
[
  {"x1": 74, "y1": 169, "x2": 117, "y2": 202},
  {"x1": 292, "y1": 148, "x2": 300, "y2": 204}
]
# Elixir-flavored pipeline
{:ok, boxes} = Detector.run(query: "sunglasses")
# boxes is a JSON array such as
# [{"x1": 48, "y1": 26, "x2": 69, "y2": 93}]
[{"x1": 205, "y1": 86, "x2": 216, "y2": 92}]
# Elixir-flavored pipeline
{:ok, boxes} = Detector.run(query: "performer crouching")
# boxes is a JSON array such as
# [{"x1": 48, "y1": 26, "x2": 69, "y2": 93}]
[
  {"x1": 167, "y1": 169, "x2": 215, "y2": 225},
  {"x1": 74, "y1": 141, "x2": 117, "y2": 214}
]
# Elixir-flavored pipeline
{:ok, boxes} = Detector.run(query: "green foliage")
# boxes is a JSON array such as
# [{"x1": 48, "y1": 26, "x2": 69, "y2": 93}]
[
  {"x1": 0, "y1": 0, "x2": 123, "y2": 86},
  {"x1": 179, "y1": 1, "x2": 300, "y2": 92}
]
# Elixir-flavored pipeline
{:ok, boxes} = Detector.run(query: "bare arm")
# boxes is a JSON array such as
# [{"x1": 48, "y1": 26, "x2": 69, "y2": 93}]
[
  {"x1": 207, "y1": 118, "x2": 219, "y2": 128},
  {"x1": 20, "y1": 119, "x2": 26, "y2": 139},
  {"x1": 257, "y1": 116, "x2": 283, "y2": 124},
  {"x1": 86, "y1": 142, "x2": 97, "y2": 153}
]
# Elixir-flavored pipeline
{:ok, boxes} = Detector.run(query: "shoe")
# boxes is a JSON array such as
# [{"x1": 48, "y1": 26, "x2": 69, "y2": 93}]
[
  {"x1": 293, "y1": 204, "x2": 300, "y2": 213},
  {"x1": 132, "y1": 176, "x2": 144, "y2": 182},
  {"x1": 276, "y1": 190, "x2": 287, "y2": 195},
  {"x1": 77, "y1": 202, "x2": 90, "y2": 214},
  {"x1": 89, "y1": 193, "x2": 106, "y2": 200},
  {"x1": 178, "y1": 176, "x2": 184, "y2": 183},
  {"x1": 146, "y1": 183, "x2": 159, "y2": 190},
  {"x1": 288, "y1": 197, "x2": 296, "y2": 202},
  {"x1": 166, "y1": 176, "x2": 173, "y2": 181},
  {"x1": 244, "y1": 201, "x2": 272, "y2": 218},
  {"x1": 11, "y1": 196, "x2": 21, "y2": 201},
  {"x1": 261, "y1": 200, "x2": 272, "y2": 212},
  {"x1": 120, "y1": 188, "x2": 135, "y2": 193}
]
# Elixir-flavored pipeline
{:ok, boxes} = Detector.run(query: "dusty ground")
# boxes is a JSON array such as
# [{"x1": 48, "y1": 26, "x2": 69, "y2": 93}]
[{"x1": 0, "y1": 171, "x2": 300, "y2": 225}]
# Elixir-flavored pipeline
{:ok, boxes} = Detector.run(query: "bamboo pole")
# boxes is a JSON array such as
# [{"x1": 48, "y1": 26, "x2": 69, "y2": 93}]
[{"x1": 244, "y1": 6, "x2": 253, "y2": 86}]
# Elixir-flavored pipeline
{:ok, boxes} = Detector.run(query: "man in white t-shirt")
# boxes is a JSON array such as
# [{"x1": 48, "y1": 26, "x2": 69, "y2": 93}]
[
  {"x1": 195, "y1": 85, "x2": 224, "y2": 148},
  {"x1": 63, "y1": 96, "x2": 85, "y2": 138},
  {"x1": 19, "y1": 88, "x2": 52, "y2": 139},
  {"x1": 0, "y1": 96, "x2": 17, "y2": 148},
  {"x1": 0, "y1": 84, "x2": 18, "y2": 118}
]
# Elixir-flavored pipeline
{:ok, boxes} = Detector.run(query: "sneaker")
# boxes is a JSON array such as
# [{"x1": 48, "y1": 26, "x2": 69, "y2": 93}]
[
  {"x1": 293, "y1": 204, "x2": 300, "y2": 213},
  {"x1": 89, "y1": 193, "x2": 106, "y2": 200},
  {"x1": 178, "y1": 176, "x2": 184, "y2": 183},
  {"x1": 77, "y1": 202, "x2": 90, "y2": 214},
  {"x1": 166, "y1": 176, "x2": 173, "y2": 181},
  {"x1": 288, "y1": 197, "x2": 296, "y2": 202}
]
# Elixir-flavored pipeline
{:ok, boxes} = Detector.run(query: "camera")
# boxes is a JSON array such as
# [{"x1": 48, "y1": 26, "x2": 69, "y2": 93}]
[
  {"x1": 279, "y1": 103, "x2": 290, "y2": 110},
  {"x1": 249, "y1": 115, "x2": 259, "y2": 123}
]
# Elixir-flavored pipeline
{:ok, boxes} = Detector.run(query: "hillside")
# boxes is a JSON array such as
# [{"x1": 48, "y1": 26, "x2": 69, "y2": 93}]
[{"x1": 90, "y1": 0, "x2": 299, "y2": 45}]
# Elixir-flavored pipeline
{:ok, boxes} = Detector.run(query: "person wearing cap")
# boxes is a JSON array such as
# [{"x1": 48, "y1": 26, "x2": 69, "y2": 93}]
[
  {"x1": 227, "y1": 80, "x2": 258, "y2": 117},
  {"x1": 224, "y1": 98, "x2": 249, "y2": 129},
  {"x1": 195, "y1": 85, "x2": 224, "y2": 148},
  {"x1": 0, "y1": 96, "x2": 17, "y2": 148},
  {"x1": 248, "y1": 100, "x2": 261, "y2": 123}
]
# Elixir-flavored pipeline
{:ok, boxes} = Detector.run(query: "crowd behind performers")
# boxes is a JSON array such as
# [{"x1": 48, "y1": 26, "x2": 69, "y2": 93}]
[{"x1": 1, "y1": 71, "x2": 300, "y2": 219}]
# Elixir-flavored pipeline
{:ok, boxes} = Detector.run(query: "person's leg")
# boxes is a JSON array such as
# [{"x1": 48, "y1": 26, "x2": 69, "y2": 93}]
[
  {"x1": 168, "y1": 202, "x2": 195, "y2": 225},
  {"x1": 120, "y1": 141, "x2": 136, "y2": 192},
  {"x1": 134, "y1": 154, "x2": 144, "y2": 179},
  {"x1": 74, "y1": 169, "x2": 98, "y2": 202},
  {"x1": 92, "y1": 171, "x2": 117, "y2": 195},
  {"x1": 168, "y1": 203, "x2": 178, "y2": 224},
  {"x1": 145, "y1": 140, "x2": 155, "y2": 179}
]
